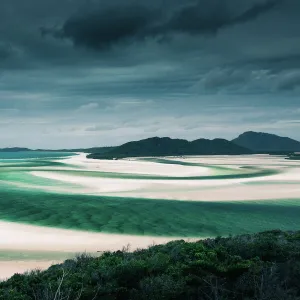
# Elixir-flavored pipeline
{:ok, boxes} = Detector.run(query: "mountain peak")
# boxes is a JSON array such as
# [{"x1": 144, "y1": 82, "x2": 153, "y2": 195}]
[
  {"x1": 232, "y1": 131, "x2": 300, "y2": 152},
  {"x1": 88, "y1": 136, "x2": 251, "y2": 159},
  {"x1": 238, "y1": 131, "x2": 284, "y2": 138}
]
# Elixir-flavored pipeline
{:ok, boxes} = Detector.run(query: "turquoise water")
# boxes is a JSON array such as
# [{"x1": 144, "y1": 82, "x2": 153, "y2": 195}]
[
  {"x1": 0, "y1": 152, "x2": 77, "y2": 191},
  {"x1": 0, "y1": 151, "x2": 72, "y2": 160},
  {"x1": 0, "y1": 187, "x2": 299, "y2": 237},
  {"x1": 0, "y1": 151, "x2": 299, "y2": 237},
  {"x1": 0, "y1": 250, "x2": 74, "y2": 261}
]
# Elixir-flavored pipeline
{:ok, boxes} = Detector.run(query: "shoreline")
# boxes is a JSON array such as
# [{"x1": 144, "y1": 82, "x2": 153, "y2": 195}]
[
  {"x1": 0, "y1": 261, "x2": 60, "y2": 280},
  {"x1": 0, "y1": 221, "x2": 187, "y2": 253},
  {"x1": 2, "y1": 153, "x2": 300, "y2": 279},
  {"x1": 30, "y1": 167, "x2": 300, "y2": 202},
  {"x1": 0, "y1": 220, "x2": 195, "y2": 280}
]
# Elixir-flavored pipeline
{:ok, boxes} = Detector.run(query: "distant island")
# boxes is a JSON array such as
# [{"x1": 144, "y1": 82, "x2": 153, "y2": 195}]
[
  {"x1": 87, "y1": 137, "x2": 252, "y2": 159},
  {"x1": 232, "y1": 131, "x2": 300, "y2": 152},
  {"x1": 2, "y1": 131, "x2": 300, "y2": 159},
  {"x1": 0, "y1": 147, "x2": 32, "y2": 152},
  {"x1": 87, "y1": 131, "x2": 300, "y2": 159},
  {"x1": 0, "y1": 147, "x2": 115, "y2": 154}
]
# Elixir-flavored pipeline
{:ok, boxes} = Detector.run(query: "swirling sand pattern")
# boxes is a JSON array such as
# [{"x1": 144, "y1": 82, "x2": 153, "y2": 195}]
[
  {"x1": 0, "y1": 152, "x2": 300, "y2": 279},
  {"x1": 0, "y1": 152, "x2": 299, "y2": 236}
]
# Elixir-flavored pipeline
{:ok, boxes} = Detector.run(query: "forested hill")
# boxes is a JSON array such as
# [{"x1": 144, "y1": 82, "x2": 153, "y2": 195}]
[
  {"x1": 87, "y1": 137, "x2": 252, "y2": 159},
  {"x1": 1, "y1": 230, "x2": 300, "y2": 299},
  {"x1": 232, "y1": 131, "x2": 300, "y2": 152},
  {"x1": 0, "y1": 147, "x2": 115, "y2": 154},
  {"x1": 0, "y1": 147, "x2": 32, "y2": 152},
  {"x1": 2, "y1": 131, "x2": 300, "y2": 156}
]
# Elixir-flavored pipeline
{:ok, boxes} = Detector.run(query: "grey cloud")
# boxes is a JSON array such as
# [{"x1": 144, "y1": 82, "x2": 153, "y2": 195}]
[
  {"x1": 192, "y1": 68, "x2": 300, "y2": 93},
  {"x1": 243, "y1": 55, "x2": 300, "y2": 73},
  {"x1": 164, "y1": 0, "x2": 281, "y2": 35},
  {"x1": 1, "y1": 0, "x2": 300, "y2": 148},
  {"x1": 0, "y1": 43, "x2": 13, "y2": 61},
  {"x1": 85, "y1": 124, "x2": 121, "y2": 132},
  {"x1": 277, "y1": 120, "x2": 300, "y2": 124},
  {"x1": 276, "y1": 71, "x2": 300, "y2": 91},
  {"x1": 201, "y1": 69, "x2": 250, "y2": 90},
  {"x1": 231, "y1": 0, "x2": 281, "y2": 24},
  {"x1": 59, "y1": 5, "x2": 156, "y2": 49},
  {"x1": 77, "y1": 102, "x2": 99, "y2": 111},
  {"x1": 143, "y1": 128, "x2": 160, "y2": 133},
  {"x1": 44, "y1": 0, "x2": 282, "y2": 50}
]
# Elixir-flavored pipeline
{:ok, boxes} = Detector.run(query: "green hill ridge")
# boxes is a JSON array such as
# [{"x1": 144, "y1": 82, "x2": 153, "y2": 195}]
[
  {"x1": 2, "y1": 131, "x2": 300, "y2": 158},
  {"x1": 88, "y1": 137, "x2": 251, "y2": 159},
  {"x1": 232, "y1": 131, "x2": 300, "y2": 152}
]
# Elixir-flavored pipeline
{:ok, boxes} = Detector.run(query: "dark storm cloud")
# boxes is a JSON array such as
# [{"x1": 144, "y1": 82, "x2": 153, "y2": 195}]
[
  {"x1": 231, "y1": 0, "x2": 280, "y2": 23},
  {"x1": 51, "y1": 5, "x2": 157, "y2": 49},
  {"x1": 45, "y1": 0, "x2": 282, "y2": 49},
  {"x1": 164, "y1": 0, "x2": 281, "y2": 34},
  {"x1": 246, "y1": 55, "x2": 300, "y2": 72},
  {"x1": 0, "y1": 44, "x2": 12, "y2": 61},
  {"x1": 201, "y1": 69, "x2": 250, "y2": 91},
  {"x1": 1, "y1": 0, "x2": 300, "y2": 147},
  {"x1": 276, "y1": 71, "x2": 300, "y2": 91}
]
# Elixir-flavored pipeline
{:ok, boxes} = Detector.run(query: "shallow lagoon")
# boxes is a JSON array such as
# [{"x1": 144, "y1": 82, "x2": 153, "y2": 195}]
[
  {"x1": 0, "y1": 152, "x2": 299, "y2": 237},
  {"x1": 0, "y1": 188, "x2": 299, "y2": 237},
  {"x1": 0, "y1": 152, "x2": 300, "y2": 278}
]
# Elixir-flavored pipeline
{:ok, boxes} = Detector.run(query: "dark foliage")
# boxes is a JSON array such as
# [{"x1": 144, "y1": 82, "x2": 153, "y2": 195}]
[
  {"x1": 287, "y1": 154, "x2": 300, "y2": 161},
  {"x1": 1, "y1": 230, "x2": 300, "y2": 299},
  {"x1": 0, "y1": 148, "x2": 31, "y2": 152},
  {"x1": 88, "y1": 137, "x2": 251, "y2": 159},
  {"x1": 232, "y1": 131, "x2": 300, "y2": 152}
]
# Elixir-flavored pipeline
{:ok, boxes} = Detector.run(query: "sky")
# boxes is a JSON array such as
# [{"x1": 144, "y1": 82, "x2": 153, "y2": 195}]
[{"x1": 0, "y1": 0, "x2": 300, "y2": 148}]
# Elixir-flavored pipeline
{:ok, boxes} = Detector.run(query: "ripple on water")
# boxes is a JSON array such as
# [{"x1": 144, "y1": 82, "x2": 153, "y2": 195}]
[{"x1": 0, "y1": 152, "x2": 299, "y2": 237}]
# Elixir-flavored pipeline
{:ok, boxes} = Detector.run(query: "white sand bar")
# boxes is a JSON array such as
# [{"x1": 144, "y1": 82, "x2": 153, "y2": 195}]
[
  {"x1": 0, "y1": 221, "x2": 178, "y2": 252},
  {"x1": 0, "y1": 261, "x2": 60, "y2": 281},
  {"x1": 2, "y1": 154, "x2": 300, "y2": 279},
  {"x1": 63, "y1": 153, "x2": 211, "y2": 176},
  {"x1": 0, "y1": 221, "x2": 190, "y2": 280},
  {"x1": 30, "y1": 154, "x2": 300, "y2": 201}
]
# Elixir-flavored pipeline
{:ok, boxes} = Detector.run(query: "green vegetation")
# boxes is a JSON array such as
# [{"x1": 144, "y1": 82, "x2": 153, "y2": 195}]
[
  {"x1": 88, "y1": 137, "x2": 252, "y2": 159},
  {"x1": 287, "y1": 153, "x2": 300, "y2": 160},
  {"x1": 0, "y1": 148, "x2": 31, "y2": 152},
  {"x1": 3, "y1": 131, "x2": 300, "y2": 157},
  {"x1": 1, "y1": 230, "x2": 300, "y2": 299},
  {"x1": 232, "y1": 131, "x2": 300, "y2": 152}
]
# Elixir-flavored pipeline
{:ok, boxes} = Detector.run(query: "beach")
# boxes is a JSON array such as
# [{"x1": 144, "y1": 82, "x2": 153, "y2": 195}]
[
  {"x1": 1, "y1": 152, "x2": 300, "y2": 279},
  {"x1": 30, "y1": 153, "x2": 300, "y2": 201},
  {"x1": 0, "y1": 220, "x2": 185, "y2": 280}
]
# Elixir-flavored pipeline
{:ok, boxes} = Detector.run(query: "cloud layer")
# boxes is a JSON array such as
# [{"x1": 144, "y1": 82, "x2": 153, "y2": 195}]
[
  {"x1": 43, "y1": 0, "x2": 282, "y2": 49},
  {"x1": 0, "y1": 0, "x2": 300, "y2": 147}
]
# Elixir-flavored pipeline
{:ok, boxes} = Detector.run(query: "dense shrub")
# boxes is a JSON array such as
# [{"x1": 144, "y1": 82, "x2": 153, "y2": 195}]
[{"x1": 1, "y1": 230, "x2": 300, "y2": 299}]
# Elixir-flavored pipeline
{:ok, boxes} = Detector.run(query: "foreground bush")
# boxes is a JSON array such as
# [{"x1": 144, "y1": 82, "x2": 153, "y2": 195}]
[{"x1": 1, "y1": 230, "x2": 300, "y2": 299}]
